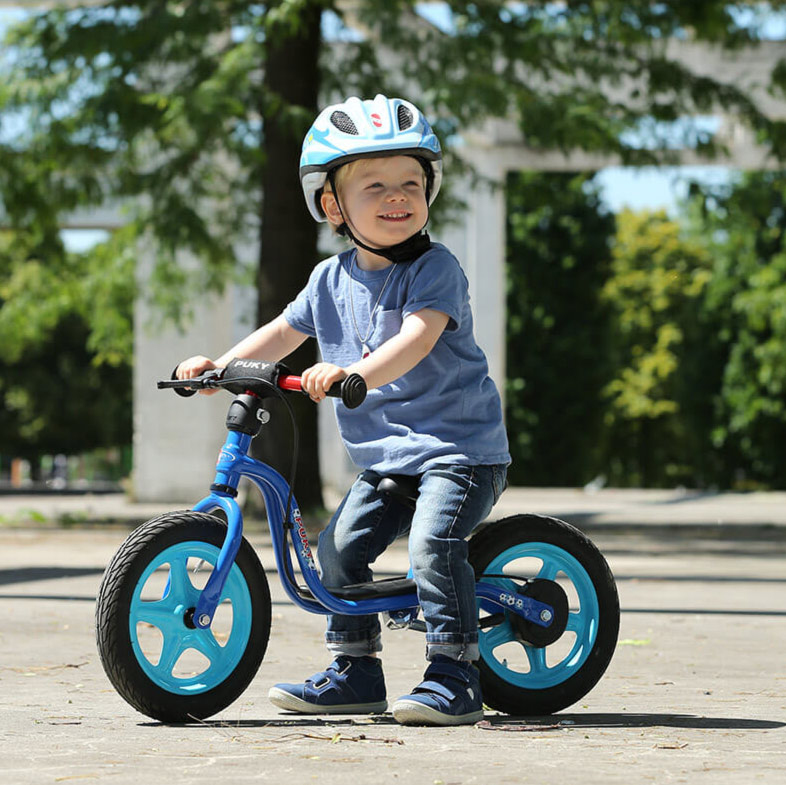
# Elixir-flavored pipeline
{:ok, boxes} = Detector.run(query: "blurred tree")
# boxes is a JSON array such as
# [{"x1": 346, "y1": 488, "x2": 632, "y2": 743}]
[
  {"x1": 505, "y1": 172, "x2": 615, "y2": 486},
  {"x1": 3, "y1": 1, "x2": 786, "y2": 501},
  {"x1": 0, "y1": 230, "x2": 133, "y2": 475},
  {"x1": 600, "y1": 209, "x2": 714, "y2": 487},
  {"x1": 687, "y1": 172, "x2": 786, "y2": 488}
]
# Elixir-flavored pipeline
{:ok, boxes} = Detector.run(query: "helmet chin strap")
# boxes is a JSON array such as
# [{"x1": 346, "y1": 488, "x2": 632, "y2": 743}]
[{"x1": 327, "y1": 169, "x2": 432, "y2": 265}]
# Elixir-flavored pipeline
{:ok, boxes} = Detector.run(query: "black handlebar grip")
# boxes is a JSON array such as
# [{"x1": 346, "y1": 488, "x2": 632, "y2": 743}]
[
  {"x1": 338, "y1": 373, "x2": 367, "y2": 409},
  {"x1": 170, "y1": 366, "x2": 198, "y2": 397}
]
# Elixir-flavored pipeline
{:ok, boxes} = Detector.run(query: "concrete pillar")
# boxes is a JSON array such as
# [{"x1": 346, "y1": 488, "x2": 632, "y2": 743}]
[
  {"x1": 434, "y1": 151, "x2": 507, "y2": 395},
  {"x1": 132, "y1": 249, "x2": 255, "y2": 503}
]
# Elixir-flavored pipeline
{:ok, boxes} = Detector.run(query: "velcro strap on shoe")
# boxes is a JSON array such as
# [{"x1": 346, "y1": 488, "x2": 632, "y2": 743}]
[
  {"x1": 305, "y1": 670, "x2": 332, "y2": 688},
  {"x1": 424, "y1": 663, "x2": 472, "y2": 685},
  {"x1": 412, "y1": 679, "x2": 458, "y2": 703},
  {"x1": 305, "y1": 661, "x2": 349, "y2": 689}
]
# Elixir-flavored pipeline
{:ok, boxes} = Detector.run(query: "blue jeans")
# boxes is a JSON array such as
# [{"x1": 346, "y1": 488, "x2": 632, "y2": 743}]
[{"x1": 317, "y1": 464, "x2": 508, "y2": 662}]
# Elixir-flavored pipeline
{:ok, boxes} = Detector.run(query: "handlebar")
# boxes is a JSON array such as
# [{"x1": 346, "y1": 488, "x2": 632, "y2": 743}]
[{"x1": 158, "y1": 363, "x2": 367, "y2": 410}]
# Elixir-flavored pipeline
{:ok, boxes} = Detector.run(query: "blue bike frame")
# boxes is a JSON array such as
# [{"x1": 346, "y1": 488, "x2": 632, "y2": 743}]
[{"x1": 187, "y1": 429, "x2": 555, "y2": 632}]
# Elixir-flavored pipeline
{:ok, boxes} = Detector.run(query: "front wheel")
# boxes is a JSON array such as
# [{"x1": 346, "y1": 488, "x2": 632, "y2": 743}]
[
  {"x1": 469, "y1": 514, "x2": 619, "y2": 715},
  {"x1": 95, "y1": 511, "x2": 271, "y2": 722}
]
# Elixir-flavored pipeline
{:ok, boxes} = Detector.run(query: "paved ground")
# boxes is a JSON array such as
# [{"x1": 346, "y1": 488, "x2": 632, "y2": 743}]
[
  {"x1": 3, "y1": 486, "x2": 786, "y2": 533},
  {"x1": 0, "y1": 490, "x2": 784, "y2": 783}
]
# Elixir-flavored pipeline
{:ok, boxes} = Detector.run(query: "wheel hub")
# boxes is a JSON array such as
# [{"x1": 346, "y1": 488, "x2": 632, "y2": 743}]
[
  {"x1": 510, "y1": 579, "x2": 569, "y2": 646},
  {"x1": 183, "y1": 607, "x2": 197, "y2": 629}
]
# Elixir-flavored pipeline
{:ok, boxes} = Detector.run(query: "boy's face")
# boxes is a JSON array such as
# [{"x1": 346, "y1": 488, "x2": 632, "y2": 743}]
[{"x1": 322, "y1": 156, "x2": 429, "y2": 250}]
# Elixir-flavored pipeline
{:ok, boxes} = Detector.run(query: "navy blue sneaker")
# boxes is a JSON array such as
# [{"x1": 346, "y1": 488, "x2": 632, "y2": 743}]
[
  {"x1": 392, "y1": 655, "x2": 484, "y2": 726},
  {"x1": 268, "y1": 656, "x2": 387, "y2": 714}
]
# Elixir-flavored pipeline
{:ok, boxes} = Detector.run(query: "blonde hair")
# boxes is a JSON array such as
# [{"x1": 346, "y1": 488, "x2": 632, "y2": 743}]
[
  {"x1": 320, "y1": 160, "x2": 365, "y2": 234},
  {"x1": 325, "y1": 159, "x2": 367, "y2": 194}
]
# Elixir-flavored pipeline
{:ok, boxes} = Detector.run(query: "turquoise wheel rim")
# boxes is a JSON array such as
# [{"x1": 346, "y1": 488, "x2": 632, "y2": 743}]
[
  {"x1": 478, "y1": 542, "x2": 599, "y2": 689},
  {"x1": 129, "y1": 541, "x2": 252, "y2": 695}
]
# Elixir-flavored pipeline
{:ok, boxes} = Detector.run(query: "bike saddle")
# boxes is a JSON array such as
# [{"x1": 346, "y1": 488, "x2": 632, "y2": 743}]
[
  {"x1": 376, "y1": 474, "x2": 421, "y2": 509},
  {"x1": 299, "y1": 575, "x2": 417, "y2": 601}
]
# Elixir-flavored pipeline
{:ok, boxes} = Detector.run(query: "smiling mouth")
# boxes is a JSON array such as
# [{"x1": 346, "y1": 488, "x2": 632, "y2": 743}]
[{"x1": 379, "y1": 212, "x2": 413, "y2": 222}]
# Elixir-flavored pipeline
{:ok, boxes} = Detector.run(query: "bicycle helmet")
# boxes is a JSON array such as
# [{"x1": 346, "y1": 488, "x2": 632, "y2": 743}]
[{"x1": 300, "y1": 94, "x2": 443, "y2": 223}]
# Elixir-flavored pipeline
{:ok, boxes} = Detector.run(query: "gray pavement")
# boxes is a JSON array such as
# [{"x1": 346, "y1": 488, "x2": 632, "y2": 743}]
[
  {"x1": 3, "y1": 485, "x2": 786, "y2": 534},
  {"x1": 0, "y1": 489, "x2": 784, "y2": 783}
]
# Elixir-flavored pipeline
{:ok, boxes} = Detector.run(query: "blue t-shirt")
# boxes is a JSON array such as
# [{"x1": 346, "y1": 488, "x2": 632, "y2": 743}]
[{"x1": 284, "y1": 243, "x2": 511, "y2": 475}]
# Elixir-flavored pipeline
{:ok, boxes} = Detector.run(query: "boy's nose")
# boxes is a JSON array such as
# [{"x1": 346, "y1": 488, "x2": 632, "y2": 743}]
[{"x1": 386, "y1": 186, "x2": 407, "y2": 200}]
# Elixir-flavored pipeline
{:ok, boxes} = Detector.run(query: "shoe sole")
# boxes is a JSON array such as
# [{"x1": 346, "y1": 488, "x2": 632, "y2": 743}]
[
  {"x1": 268, "y1": 687, "x2": 388, "y2": 715},
  {"x1": 391, "y1": 699, "x2": 484, "y2": 726}
]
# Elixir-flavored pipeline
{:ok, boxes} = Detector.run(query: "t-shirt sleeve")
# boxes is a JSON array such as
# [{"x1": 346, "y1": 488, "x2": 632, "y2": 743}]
[
  {"x1": 402, "y1": 248, "x2": 467, "y2": 331},
  {"x1": 283, "y1": 278, "x2": 317, "y2": 338}
]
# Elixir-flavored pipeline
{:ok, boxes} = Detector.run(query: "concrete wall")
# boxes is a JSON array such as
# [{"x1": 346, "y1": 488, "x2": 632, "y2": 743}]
[{"x1": 132, "y1": 250, "x2": 256, "y2": 503}]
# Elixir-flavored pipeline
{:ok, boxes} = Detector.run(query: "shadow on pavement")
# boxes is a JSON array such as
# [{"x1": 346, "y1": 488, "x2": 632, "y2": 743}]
[
  {"x1": 140, "y1": 713, "x2": 785, "y2": 731},
  {"x1": 487, "y1": 713, "x2": 786, "y2": 730},
  {"x1": 0, "y1": 566, "x2": 105, "y2": 585}
]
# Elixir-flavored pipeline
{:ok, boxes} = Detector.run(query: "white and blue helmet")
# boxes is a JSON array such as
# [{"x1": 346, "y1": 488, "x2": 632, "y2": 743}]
[{"x1": 300, "y1": 94, "x2": 443, "y2": 222}]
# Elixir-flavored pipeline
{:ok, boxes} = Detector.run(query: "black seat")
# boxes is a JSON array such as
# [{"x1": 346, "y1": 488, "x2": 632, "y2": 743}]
[
  {"x1": 298, "y1": 575, "x2": 416, "y2": 601},
  {"x1": 376, "y1": 474, "x2": 420, "y2": 509}
]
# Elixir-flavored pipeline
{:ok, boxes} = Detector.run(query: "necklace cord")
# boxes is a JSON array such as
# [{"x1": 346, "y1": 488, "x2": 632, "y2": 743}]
[{"x1": 348, "y1": 253, "x2": 397, "y2": 355}]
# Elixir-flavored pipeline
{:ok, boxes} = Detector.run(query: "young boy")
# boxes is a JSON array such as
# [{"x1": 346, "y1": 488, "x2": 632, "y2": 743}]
[{"x1": 177, "y1": 95, "x2": 510, "y2": 726}]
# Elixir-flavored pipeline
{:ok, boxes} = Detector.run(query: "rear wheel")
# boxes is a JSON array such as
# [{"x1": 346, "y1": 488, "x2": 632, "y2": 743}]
[
  {"x1": 95, "y1": 511, "x2": 271, "y2": 722},
  {"x1": 469, "y1": 514, "x2": 619, "y2": 715}
]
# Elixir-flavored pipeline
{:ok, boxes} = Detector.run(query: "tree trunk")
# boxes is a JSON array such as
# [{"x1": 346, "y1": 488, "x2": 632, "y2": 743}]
[{"x1": 255, "y1": 2, "x2": 323, "y2": 512}]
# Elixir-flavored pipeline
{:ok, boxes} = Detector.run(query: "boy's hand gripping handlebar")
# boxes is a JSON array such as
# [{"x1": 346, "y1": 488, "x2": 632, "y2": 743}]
[{"x1": 159, "y1": 358, "x2": 367, "y2": 409}]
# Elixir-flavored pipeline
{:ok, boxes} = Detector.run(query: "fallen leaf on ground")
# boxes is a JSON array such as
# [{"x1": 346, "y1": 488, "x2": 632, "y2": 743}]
[
  {"x1": 278, "y1": 731, "x2": 404, "y2": 745},
  {"x1": 655, "y1": 743, "x2": 688, "y2": 749},
  {"x1": 476, "y1": 720, "x2": 562, "y2": 732}
]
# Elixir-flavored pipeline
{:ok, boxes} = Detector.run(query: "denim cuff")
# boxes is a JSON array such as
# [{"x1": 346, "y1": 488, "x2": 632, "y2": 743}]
[
  {"x1": 326, "y1": 632, "x2": 383, "y2": 657},
  {"x1": 426, "y1": 642, "x2": 480, "y2": 662},
  {"x1": 425, "y1": 631, "x2": 479, "y2": 645}
]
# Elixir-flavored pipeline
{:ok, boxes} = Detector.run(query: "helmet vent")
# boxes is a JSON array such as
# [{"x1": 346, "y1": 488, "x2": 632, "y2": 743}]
[
  {"x1": 330, "y1": 111, "x2": 359, "y2": 135},
  {"x1": 397, "y1": 105, "x2": 414, "y2": 130}
]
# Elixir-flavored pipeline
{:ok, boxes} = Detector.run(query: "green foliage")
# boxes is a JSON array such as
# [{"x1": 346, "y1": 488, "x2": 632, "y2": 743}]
[
  {"x1": 0, "y1": 227, "x2": 134, "y2": 460},
  {"x1": 0, "y1": 310, "x2": 132, "y2": 462},
  {"x1": 507, "y1": 173, "x2": 786, "y2": 491},
  {"x1": 505, "y1": 172, "x2": 615, "y2": 486},
  {"x1": 0, "y1": 1, "x2": 272, "y2": 326},
  {"x1": 687, "y1": 171, "x2": 786, "y2": 486},
  {"x1": 0, "y1": 227, "x2": 134, "y2": 366},
  {"x1": 356, "y1": 1, "x2": 783, "y2": 161},
  {"x1": 600, "y1": 210, "x2": 715, "y2": 486}
]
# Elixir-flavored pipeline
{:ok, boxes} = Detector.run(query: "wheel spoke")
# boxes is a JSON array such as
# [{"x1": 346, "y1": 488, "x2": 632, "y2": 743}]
[
  {"x1": 536, "y1": 556, "x2": 559, "y2": 582},
  {"x1": 525, "y1": 644, "x2": 548, "y2": 675},
  {"x1": 134, "y1": 599, "x2": 177, "y2": 628},
  {"x1": 166, "y1": 554, "x2": 194, "y2": 604},
  {"x1": 565, "y1": 611, "x2": 584, "y2": 634},
  {"x1": 190, "y1": 629, "x2": 223, "y2": 664},
  {"x1": 155, "y1": 633, "x2": 185, "y2": 676},
  {"x1": 481, "y1": 618, "x2": 516, "y2": 650}
]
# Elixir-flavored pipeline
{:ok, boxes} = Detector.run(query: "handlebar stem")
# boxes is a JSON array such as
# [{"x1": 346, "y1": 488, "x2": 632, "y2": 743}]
[{"x1": 211, "y1": 431, "x2": 253, "y2": 493}]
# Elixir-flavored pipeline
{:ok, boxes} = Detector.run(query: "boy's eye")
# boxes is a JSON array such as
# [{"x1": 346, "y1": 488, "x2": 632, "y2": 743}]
[{"x1": 364, "y1": 179, "x2": 423, "y2": 190}]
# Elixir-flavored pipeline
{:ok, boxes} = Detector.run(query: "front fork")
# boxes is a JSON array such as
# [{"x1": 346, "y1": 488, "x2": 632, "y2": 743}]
[
  {"x1": 189, "y1": 492, "x2": 243, "y2": 628},
  {"x1": 187, "y1": 431, "x2": 251, "y2": 629}
]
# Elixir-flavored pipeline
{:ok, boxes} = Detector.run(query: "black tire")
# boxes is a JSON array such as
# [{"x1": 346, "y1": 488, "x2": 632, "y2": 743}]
[
  {"x1": 469, "y1": 514, "x2": 619, "y2": 715},
  {"x1": 95, "y1": 511, "x2": 271, "y2": 722}
]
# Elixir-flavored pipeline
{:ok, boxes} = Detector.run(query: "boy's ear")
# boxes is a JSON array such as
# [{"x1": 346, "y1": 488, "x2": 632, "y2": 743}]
[{"x1": 320, "y1": 191, "x2": 343, "y2": 226}]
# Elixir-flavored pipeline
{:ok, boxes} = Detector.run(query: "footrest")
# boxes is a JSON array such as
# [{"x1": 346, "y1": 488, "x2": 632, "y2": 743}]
[{"x1": 298, "y1": 575, "x2": 417, "y2": 601}]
